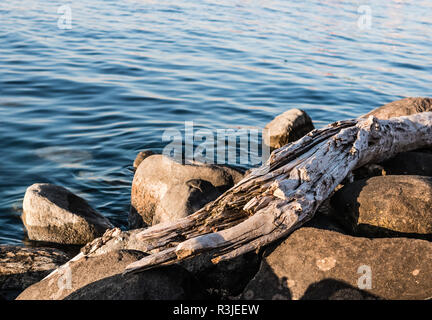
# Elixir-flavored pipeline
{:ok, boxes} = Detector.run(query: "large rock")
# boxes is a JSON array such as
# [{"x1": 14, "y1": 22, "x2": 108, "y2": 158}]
[
  {"x1": 264, "y1": 108, "x2": 314, "y2": 150},
  {"x1": 330, "y1": 175, "x2": 432, "y2": 239},
  {"x1": 16, "y1": 249, "x2": 205, "y2": 300},
  {"x1": 22, "y1": 183, "x2": 114, "y2": 245},
  {"x1": 76, "y1": 228, "x2": 260, "y2": 299},
  {"x1": 362, "y1": 97, "x2": 432, "y2": 119},
  {"x1": 133, "y1": 150, "x2": 154, "y2": 170},
  {"x1": 242, "y1": 227, "x2": 432, "y2": 300},
  {"x1": 0, "y1": 246, "x2": 69, "y2": 300},
  {"x1": 353, "y1": 150, "x2": 432, "y2": 180},
  {"x1": 129, "y1": 155, "x2": 244, "y2": 228},
  {"x1": 379, "y1": 151, "x2": 432, "y2": 176}
]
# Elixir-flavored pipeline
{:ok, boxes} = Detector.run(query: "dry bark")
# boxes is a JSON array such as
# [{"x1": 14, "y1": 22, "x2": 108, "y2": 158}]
[{"x1": 124, "y1": 112, "x2": 432, "y2": 274}]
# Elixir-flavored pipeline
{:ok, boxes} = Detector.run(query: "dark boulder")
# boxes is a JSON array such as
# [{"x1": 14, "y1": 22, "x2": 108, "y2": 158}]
[
  {"x1": 379, "y1": 151, "x2": 432, "y2": 176},
  {"x1": 242, "y1": 227, "x2": 432, "y2": 300},
  {"x1": 0, "y1": 246, "x2": 69, "y2": 300},
  {"x1": 330, "y1": 175, "x2": 432, "y2": 239}
]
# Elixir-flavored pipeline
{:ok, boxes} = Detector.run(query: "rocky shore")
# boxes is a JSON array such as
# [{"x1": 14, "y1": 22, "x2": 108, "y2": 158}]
[{"x1": 2, "y1": 97, "x2": 432, "y2": 300}]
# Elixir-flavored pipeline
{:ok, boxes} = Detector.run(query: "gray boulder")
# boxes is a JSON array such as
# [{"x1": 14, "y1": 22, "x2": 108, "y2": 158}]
[
  {"x1": 22, "y1": 183, "x2": 114, "y2": 245},
  {"x1": 16, "y1": 249, "x2": 204, "y2": 300},
  {"x1": 329, "y1": 175, "x2": 432, "y2": 239},
  {"x1": 0, "y1": 246, "x2": 69, "y2": 300},
  {"x1": 362, "y1": 97, "x2": 432, "y2": 119},
  {"x1": 129, "y1": 155, "x2": 244, "y2": 228},
  {"x1": 264, "y1": 108, "x2": 314, "y2": 150},
  {"x1": 242, "y1": 227, "x2": 432, "y2": 300}
]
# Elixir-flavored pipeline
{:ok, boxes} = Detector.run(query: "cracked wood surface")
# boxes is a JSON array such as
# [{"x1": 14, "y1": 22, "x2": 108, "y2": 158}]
[{"x1": 124, "y1": 112, "x2": 432, "y2": 274}]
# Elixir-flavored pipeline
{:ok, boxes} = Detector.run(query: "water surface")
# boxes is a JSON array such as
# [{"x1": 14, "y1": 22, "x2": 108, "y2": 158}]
[{"x1": 1, "y1": 0, "x2": 431, "y2": 245}]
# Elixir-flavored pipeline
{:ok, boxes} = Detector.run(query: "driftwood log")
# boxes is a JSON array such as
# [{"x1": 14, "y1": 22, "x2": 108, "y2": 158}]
[{"x1": 124, "y1": 112, "x2": 432, "y2": 274}]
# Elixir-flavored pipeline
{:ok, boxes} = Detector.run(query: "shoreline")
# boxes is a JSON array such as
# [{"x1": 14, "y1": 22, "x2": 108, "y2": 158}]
[{"x1": 1, "y1": 97, "x2": 432, "y2": 300}]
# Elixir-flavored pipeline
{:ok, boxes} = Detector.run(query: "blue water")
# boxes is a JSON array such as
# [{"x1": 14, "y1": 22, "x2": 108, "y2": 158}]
[{"x1": 1, "y1": 0, "x2": 431, "y2": 246}]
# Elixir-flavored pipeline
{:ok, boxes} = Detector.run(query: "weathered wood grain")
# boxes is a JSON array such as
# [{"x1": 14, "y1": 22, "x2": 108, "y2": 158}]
[{"x1": 124, "y1": 113, "x2": 432, "y2": 274}]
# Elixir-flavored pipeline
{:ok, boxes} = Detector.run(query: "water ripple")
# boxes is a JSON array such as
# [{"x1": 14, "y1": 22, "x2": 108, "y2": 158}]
[{"x1": 0, "y1": 0, "x2": 431, "y2": 245}]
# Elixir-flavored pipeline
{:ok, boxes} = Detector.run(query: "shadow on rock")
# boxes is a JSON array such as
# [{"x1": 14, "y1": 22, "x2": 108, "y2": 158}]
[
  {"x1": 64, "y1": 265, "x2": 208, "y2": 300},
  {"x1": 241, "y1": 260, "x2": 292, "y2": 300},
  {"x1": 301, "y1": 279, "x2": 381, "y2": 300}
]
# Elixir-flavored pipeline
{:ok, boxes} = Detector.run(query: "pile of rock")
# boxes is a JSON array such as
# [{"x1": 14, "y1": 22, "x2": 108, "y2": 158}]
[{"x1": 2, "y1": 97, "x2": 432, "y2": 300}]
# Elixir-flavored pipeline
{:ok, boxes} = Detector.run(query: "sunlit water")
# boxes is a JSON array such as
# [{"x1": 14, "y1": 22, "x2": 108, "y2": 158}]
[{"x1": 1, "y1": 0, "x2": 431, "y2": 246}]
